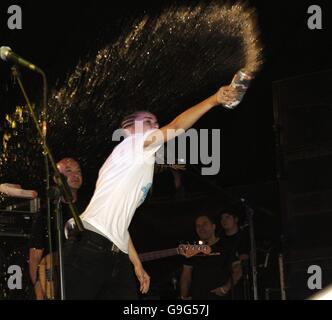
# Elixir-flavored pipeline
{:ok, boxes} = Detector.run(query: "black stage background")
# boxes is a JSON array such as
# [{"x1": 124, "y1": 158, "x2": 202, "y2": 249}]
[{"x1": 0, "y1": 0, "x2": 332, "y2": 301}]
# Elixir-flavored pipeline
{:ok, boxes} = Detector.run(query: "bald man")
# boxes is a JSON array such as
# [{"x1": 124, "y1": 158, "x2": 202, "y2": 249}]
[
  {"x1": 54, "y1": 158, "x2": 83, "y2": 203},
  {"x1": 28, "y1": 157, "x2": 86, "y2": 300}
]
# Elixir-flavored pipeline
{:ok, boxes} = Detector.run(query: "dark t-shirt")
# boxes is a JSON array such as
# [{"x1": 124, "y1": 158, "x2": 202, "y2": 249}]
[
  {"x1": 184, "y1": 231, "x2": 250, "y2": 300},
  {"x1": 183, "y1": 239, "x2": 236, "y2": 300},
  {"x1": 29, "y1": 198, "x2": 87, "y2": 257},
  {"x1": 219, "y1": 230, "x2": 250, "y2": 299},
  {"x1": 219, "y1": 229, "x2": 250, "y2": 260}
]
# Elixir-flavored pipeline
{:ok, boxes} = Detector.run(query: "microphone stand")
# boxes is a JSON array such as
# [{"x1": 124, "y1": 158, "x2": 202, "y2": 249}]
[
  {"x1": 10, "y1": 65, "x2": 84, "y2": 300},
  {"x1": 50, "y1": 187, "x2": 66, "y2": 301},
  {"x1": 241, "y1": 259, "x2": 251, "y2": 300}
]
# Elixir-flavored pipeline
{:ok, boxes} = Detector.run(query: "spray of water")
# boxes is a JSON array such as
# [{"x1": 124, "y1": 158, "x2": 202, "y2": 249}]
[{"x1": 0, "y1": 0, "x2": 263, "y2": 195}]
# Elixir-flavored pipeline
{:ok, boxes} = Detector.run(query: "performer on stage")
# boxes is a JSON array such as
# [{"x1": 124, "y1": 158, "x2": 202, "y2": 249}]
[
  {"x1": 180, "y1": 214, "x2": 233, "y2": 300},
  {"x1": 210, "y1": 210, "x2": 250, "y2": 299},
  {"x1": 63, "y1": 77, "x2": 247, "y2": 299},
  {"x1": 29, "y1": 157, "x2": 86, "y2": 300}
]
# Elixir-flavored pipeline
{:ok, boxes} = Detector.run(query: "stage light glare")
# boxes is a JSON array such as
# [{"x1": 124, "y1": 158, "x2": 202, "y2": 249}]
[{"x1": 308, "y1": 284, "x2": 332, "y2": 300}]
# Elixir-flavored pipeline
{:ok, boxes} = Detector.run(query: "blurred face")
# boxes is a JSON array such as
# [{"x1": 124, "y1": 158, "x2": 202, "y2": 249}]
[
  {"x1": 195, "y1": 216, "x2": 216, "y2": 242},
  {"x1": 133, "y1": 112, "x2": 159, "y2": 133},
  {"x1": 220, "y1": 213, "x2": 238, "y2": 232},
  {"x1": 57, "y1": 158, "x2": 82, "y2": 190}
]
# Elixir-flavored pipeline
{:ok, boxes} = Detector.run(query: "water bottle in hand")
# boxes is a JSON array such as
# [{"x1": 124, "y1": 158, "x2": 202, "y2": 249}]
[{"x1": 223, "y1": 70, "x2": 252, "y2": 109}]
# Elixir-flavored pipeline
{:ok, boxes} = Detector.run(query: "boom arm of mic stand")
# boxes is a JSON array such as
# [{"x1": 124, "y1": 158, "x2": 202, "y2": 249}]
[
  {"x1": 53, "y1": 172, "x2": 84, "y2": 230},
  {"x1": 10, "y1": 65, "x2": 85, "y2": 232}
]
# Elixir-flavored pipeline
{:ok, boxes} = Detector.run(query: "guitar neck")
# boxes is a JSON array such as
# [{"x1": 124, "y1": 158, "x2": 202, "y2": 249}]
[{"x1": 139, "y1": 248, "x2": 179, "y2": 262}]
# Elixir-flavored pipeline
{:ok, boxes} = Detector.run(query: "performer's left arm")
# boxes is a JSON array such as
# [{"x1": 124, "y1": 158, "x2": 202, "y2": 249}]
[{"x1": 128, "y1": 234, "x2": 150, "y2": 294}]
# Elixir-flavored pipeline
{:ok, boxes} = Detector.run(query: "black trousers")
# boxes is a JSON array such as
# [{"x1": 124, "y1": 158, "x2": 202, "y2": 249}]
[{"x1": 63, "y1": 229, "x2": 138, "y2": 300}]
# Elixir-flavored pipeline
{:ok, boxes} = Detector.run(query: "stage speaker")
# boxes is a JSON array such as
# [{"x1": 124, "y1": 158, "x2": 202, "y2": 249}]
[{"x1": 273, "y1": 69, "x2": 332, "y2": 299}]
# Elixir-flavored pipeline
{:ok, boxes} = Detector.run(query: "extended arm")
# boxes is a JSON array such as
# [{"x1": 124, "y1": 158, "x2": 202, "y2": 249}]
[{"x1": 144, "y1": 84, "x2": 238, "y2": 148}]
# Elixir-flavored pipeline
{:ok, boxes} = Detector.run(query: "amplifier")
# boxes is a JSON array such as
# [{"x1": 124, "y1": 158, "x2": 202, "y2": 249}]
[
  {"x1": 2, "y1": 198, "x2": 40, "y2": 213},
  {"x1": 0, "y1": 198, "x2": 39, "y2": 237}
]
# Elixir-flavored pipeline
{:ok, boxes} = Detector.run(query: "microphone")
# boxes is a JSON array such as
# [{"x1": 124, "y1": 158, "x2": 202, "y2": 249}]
[{"x1": 0, "y1": 46, "x2": 42, "y2": 74}]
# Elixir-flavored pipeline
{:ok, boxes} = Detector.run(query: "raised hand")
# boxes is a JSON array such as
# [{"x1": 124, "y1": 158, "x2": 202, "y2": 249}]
[{"x1": 215, "y1": 85, "x2": 240, "y2": 106}]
